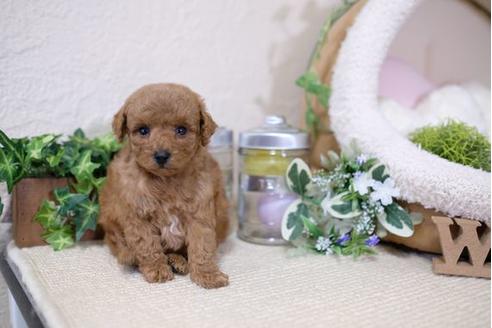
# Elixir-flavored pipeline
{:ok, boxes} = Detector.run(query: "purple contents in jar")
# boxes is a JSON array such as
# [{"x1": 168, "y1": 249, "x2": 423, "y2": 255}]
[{"x1": 257, "y1": 193, "x2": 299, "y2": 230}]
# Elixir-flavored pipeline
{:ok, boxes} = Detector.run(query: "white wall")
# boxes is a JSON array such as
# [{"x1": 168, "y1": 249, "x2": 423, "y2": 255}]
[
  {"x1": 1, "y1": 0, "x2": 489, "y2": 138},
  {"x1": 0, "y1": 0, "x2": 489, "y2": 221},
  {"x1": 0, "y1": 0, "x2": 337, "y2": 138}
]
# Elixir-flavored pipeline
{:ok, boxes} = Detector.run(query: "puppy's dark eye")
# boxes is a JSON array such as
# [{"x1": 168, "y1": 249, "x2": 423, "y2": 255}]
[
  {"x1": 138, "y1": 126, "x2": 150, "y2": 136},
  {"x1": 175, "y1": 126, "x2": 187, "y2": 136}
]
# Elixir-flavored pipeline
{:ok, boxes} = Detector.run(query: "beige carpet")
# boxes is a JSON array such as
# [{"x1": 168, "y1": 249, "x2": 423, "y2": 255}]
[{"x1": 6, "y1": 237, "x2": 491, "y2": 328}]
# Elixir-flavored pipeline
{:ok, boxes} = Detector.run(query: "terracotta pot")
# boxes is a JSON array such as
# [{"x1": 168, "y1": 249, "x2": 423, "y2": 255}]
[{"x1": 12, "y1": 177, "x2": 103, "y2": 248}]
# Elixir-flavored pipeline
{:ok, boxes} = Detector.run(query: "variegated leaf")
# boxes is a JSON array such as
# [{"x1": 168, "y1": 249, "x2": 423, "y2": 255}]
[{"x1": 321, "y1": 191, "x2": 361, "y2": 219}]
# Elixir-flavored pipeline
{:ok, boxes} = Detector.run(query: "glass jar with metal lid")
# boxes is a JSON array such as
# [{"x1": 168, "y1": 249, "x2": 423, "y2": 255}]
[
  {"x1": 208, "y1": 127, "x2": 233, "y2": 200},
  {"x1": 238, "y1": 115, "x2": 310, "y2": 245}
]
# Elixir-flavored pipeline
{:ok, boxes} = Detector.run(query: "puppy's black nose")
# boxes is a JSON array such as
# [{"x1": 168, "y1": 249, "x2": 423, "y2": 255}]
[{"x1": 154, "y1": 150, "x2": 171, "y2": 167}]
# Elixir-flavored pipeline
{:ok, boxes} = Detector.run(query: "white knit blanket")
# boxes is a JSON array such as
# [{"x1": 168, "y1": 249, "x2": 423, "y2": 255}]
[{"x1": 6, "y1": 238, "x2": 490, "y2": 328}]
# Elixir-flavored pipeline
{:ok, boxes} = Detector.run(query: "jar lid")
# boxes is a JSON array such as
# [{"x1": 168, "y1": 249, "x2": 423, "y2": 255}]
[
  {"x1": 239, "y1": 115, "x2": 310, "y2": 150},
  {"x1": 209, "y1": 127, "x2": 233, "y2": 148}
]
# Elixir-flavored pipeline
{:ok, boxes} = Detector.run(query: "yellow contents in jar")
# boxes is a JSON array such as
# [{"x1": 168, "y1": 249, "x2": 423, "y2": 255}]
[{"x1": 243, "y1": 149, "x2": 292, "y2": 176}]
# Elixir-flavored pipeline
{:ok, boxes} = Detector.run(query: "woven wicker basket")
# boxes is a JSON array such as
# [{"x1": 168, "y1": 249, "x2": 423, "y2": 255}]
[{"x1": 303, "y1": 0, "x2": 490, "y2": 254}]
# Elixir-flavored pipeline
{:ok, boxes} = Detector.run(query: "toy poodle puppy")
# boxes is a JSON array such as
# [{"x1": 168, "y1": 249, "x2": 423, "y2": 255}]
[{"x1": 99, "y1": 83, "x2": 229, "y2": 288}]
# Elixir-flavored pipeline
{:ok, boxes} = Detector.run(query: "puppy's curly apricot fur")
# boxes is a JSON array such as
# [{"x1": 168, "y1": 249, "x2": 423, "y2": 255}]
[{"x1": 99, "y1": 83, "x2": 229, "y2": 288}]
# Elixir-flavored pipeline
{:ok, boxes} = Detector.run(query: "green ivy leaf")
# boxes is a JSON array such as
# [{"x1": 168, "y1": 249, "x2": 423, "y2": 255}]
[
  {"x1": 70, "y1": 128, "x2": 89, "y2": 145},
  {"x1": 0, "y1": 196, "x2": 3, "y2": 217},
  {"x1": 385, "y1": 203, "x2": 413, "y2": 229},
  {"x1": 70, "y1": 150, "x2": 100, "y2": 181},
  {"x1": 74, "y1": 199, "x2": 99, "y2": 241},
  {"x1": 72, "y1": 177, "x2": 94, "y2": 195},
  {"x1": 35, "y1": 200, "x2": 60, "y2": 229},
  {"x1": 0, "y1": 129, "x2": 25, "y2": 164},
  {"x1": 92, "y1": 133, "x2": 122, "y2": 154},
  {"x1": 92, "y1": 176, "x2": 106, "y2": 191},
  {"x1": 53, "y1": 186, "x2": 87, "y2": 207},
  {"x1": 53, "y1": 187, "x2": 88, "y2": 217},
  {"x1": 296, "y1": 71, "x2": 331, "y2": 108},
  {"x1": 322, "y1": 191, "x2": 361, "y2": 219},
  {"x1": 369, "y1": 163, "x2": 389, "y2": 182},
  {"x1": 61, "y1": 142, "x2": 81, "y2": 169},
  {"x1": 304, "y1": 100, "x2": 319, "y2": 137},
  {"x1": 282, "y1": 200, "x2": 310, "y2": 241},
  {"x1": 286, "y1": 213, "x2": 304, "y2": 240},
  {"x1": 286, "y1": 159, "x2": 312, "y2": 197},
  {"x1": 72, "y1": 174, "x2": 106, "y2": 195},
  {"x1": 377, "y1": 203, "x2": 413, "y2": 238},
  {"x1": 42, "y1": 226, "x2": 74, "y2": 251},
  {"x1": 26, "y1": 134, "x2": 57, "y2": 161},
  {"x1": 332, "y1": 203, "x2": 353, "y2": 215},
  {"x1": 0, "y1": 149, "x2": 20, "y2": 193},
  {"x1": 46, "y1": 147, "x2": 64, "y2": 168},
  {"x1": 296, "y1": 71, "x2": 317, "y2": 89}
]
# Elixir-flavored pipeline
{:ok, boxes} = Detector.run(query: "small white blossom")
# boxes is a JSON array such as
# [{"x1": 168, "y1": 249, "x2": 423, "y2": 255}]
[
  {"x1": 353, "y1": 171, "x2": 376, "y2": 195},
  {"x1": 312, "y1": 174, "x2": 332, "y2": 194},
  {"x1": 354, "y1": 212, "x2": 375, "y2": 234},
  {"x1": 376, "y1": 202, "x2": 384, "y2": 214},
  {"x1": 315, "y1": 236, "x2": 332, "y2": 252},
  {"x1": 356, "y1": 154, "x2": 368, "y2": 165},
  {"x1": 370, "y1": 178, "x2": 400, "y2": 206}
]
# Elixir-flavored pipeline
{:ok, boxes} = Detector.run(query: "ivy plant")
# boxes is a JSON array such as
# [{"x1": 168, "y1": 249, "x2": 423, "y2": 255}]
[
  {"x1": 296, "y1": 0, "x2": 357, "y2": 137},
  {"x1": 0, "y1": 128, "x2": 121, "y2": 250}
]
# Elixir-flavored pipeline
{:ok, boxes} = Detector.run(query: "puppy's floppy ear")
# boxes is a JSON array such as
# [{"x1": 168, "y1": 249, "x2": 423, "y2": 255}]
[
  {"x1": 198, "y1": 100, "x2": 217, "y2": 147},
  {"x1": 112, "y1": 102, "x2": 128, "y2": 142}
]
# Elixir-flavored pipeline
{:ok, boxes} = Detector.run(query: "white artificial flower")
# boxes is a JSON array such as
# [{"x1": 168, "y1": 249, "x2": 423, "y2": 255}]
[
  {"x1": 370, "y1": 178, "x2": 400, "y2": 206},
  {"x1": 353, "y1": 171, "x2": 376, "y2": 195},
  {"x1": 356, "y1": 154, "x2": 368, "y2": 165}
]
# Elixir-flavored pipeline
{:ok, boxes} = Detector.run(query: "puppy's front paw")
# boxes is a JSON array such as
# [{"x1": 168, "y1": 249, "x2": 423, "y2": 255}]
[
  {"x1": 167, "y1": 253, "x2": 189, "y2": 275},
  {"x1": 140, "y1": 261, "x2": 174, "y2": 283},
  {"x1": 190, "y1": 269, "x2": 229, "y2": 289}
]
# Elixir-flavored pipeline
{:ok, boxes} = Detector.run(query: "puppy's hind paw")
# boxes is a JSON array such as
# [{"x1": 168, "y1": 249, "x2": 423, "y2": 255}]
[
  {"x1": 191, "y1": 269, "x2": 229, "y2": 289},
  {"x1": 167, "y1": 253, "x2": 189, "y2": 275},
  {"x1": 140, "y1": 261, "x2": 174, "y2": 283}
]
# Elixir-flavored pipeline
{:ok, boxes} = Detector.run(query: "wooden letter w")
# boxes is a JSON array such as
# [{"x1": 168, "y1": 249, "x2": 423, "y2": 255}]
[{"x1": 432, "y1": 216, "x2": 490, "y2": 278}]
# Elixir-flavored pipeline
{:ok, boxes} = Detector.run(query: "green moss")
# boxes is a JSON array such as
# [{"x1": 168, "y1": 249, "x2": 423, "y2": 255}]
[{"x1": 409, "y1": 120, "x2": 491, "y2": 172}]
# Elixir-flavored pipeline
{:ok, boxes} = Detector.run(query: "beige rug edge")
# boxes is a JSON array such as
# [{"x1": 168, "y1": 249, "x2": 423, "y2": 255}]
[{"x1": 7, "y1": 241, "x2": 69, "y2": 328}]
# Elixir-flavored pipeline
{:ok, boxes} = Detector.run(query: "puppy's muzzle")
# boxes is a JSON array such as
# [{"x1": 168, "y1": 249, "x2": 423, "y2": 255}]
[{"x1": 154, "y1": 150, "x2": 171, "y2": 167}]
